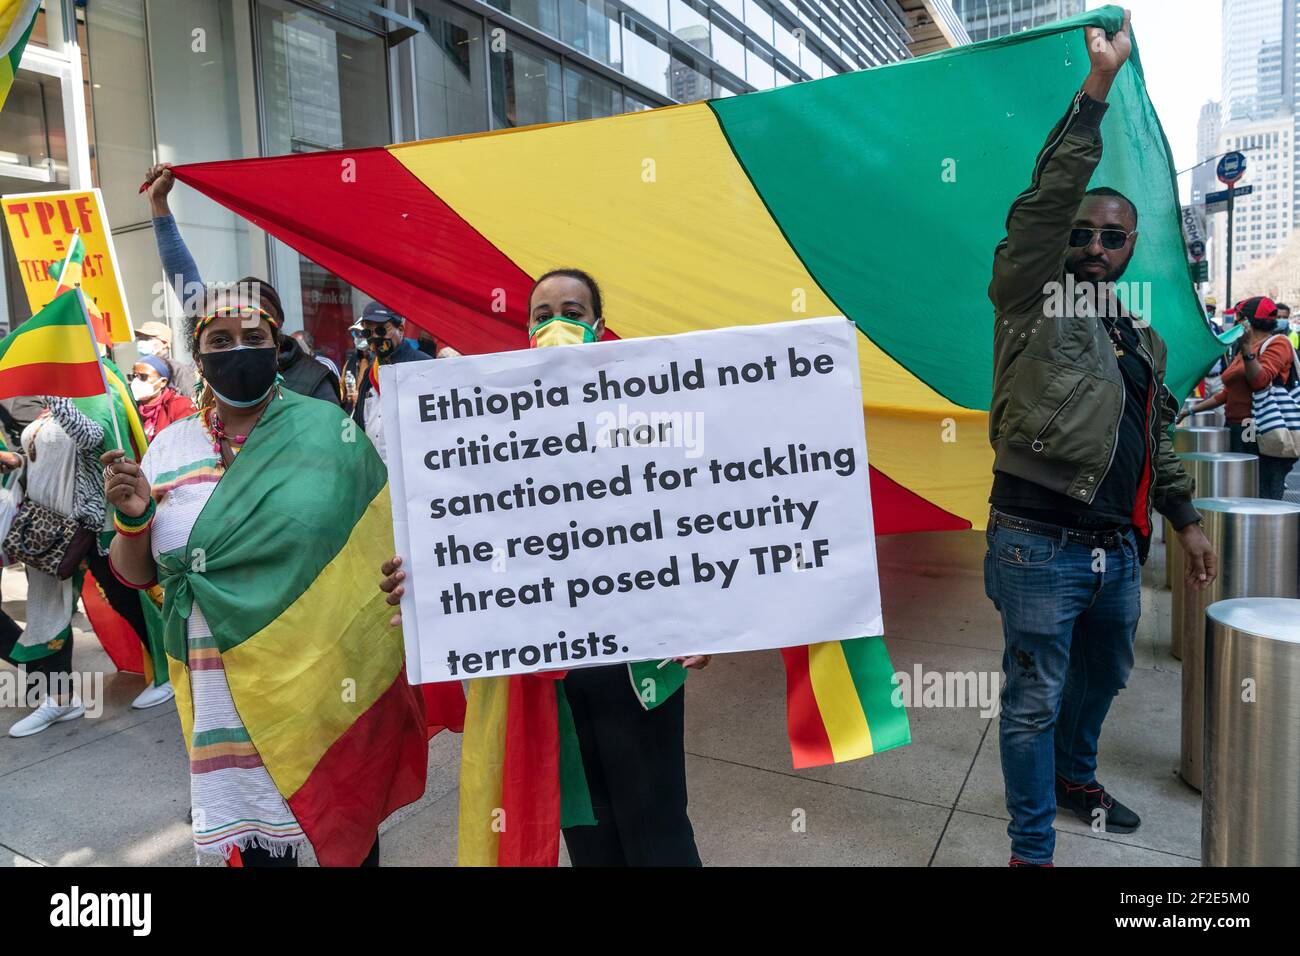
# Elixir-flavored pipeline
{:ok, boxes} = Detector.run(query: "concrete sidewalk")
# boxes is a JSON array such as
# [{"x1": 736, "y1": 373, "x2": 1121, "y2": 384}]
[{"x1": 0, "y1": 531, "x2": 1200, "y2": 867}]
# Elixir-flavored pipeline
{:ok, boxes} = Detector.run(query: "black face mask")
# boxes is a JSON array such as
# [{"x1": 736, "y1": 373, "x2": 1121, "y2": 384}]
[
  {"x1": 367, "y1": 333, "x2": 396, "y2": 358},
  {"x1": 200, "y1": 346, "x2": 279, "y2": 407}
]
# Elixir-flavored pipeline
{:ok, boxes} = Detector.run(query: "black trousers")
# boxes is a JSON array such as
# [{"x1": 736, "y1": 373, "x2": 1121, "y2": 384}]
[
  {"x1": 0, "y1": 567, "x2": 74, "y2": 691},
  {"x1": 561, "y1": 664, "x2": 701, "y2": 867},
  {"x1": 1229, "y1": 422, "x2": 1295, "y2": 500},
  {"x1": 239, "y1": 836, "x2": 380, "y2": 868}
]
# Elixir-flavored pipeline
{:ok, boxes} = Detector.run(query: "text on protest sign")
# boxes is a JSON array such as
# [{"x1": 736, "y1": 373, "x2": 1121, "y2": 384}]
[{"x1": 382, "y1": 316, "x2": 883, "y2": 683}]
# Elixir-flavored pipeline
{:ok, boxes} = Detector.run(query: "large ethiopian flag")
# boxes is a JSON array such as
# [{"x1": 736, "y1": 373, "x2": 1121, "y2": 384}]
[{"x1": 168, "y1": 4, "x2": 1220, "y2": 537}]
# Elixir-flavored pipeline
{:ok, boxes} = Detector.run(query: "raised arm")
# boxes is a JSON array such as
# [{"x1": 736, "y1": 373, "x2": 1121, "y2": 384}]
[
  {"x1": 988, "y1": 14, "x2": 1131, "y2": 318},
  {"x1": 145, "y1": 164, "x2": 204, "y2": 304}
]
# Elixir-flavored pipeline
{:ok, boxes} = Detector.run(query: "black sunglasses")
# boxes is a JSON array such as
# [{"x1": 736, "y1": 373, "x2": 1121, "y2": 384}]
[
  {"x1": 1068, "y1": 227, "x2": 1136, "y2": 251},
  {"x1": 129, "y1": 371, "x2": 159, "y2": 382}
]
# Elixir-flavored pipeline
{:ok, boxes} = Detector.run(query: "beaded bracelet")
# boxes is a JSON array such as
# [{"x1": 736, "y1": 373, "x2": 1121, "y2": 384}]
[{"x1": 114, "y1": 497, "x2": 156, "y2": 537}]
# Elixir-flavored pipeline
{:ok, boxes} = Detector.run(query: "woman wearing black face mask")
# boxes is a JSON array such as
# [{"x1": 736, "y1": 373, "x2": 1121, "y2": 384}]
[{"x1": 100, "y1": 292, "x2": 428, "y2": 868}]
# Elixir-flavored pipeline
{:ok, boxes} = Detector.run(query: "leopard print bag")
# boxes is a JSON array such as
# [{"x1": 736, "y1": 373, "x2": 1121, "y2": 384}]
[{"x1": 1, "y1": 499, "x2": 96, "y2": 579}]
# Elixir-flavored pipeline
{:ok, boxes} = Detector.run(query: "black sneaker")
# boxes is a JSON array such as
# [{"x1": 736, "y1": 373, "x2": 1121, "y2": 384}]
[{"x1": 1055, "y1": 776, "x2": 1141, "y2": 833}]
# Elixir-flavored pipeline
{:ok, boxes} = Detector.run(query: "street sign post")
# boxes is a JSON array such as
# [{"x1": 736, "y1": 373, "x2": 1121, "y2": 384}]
[
  {"x1": 1206, "y1": 185, "x2": 1252, "y2": 209},
  {"x1": 1217, "y1": 151, "x2": 1246, "y2": 185},
  {"x1": 1214, "y1": 152, "x2": 1247, "y2": 305}
]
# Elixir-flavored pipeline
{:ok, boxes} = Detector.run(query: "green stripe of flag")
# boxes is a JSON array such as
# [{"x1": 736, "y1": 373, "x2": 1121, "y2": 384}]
[{"x1": 841, "y1": 636, "x2": 911, "y2": 754}]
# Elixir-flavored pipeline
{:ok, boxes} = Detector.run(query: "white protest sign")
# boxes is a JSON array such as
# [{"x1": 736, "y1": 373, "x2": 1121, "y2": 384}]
[{"x1": 382, "y1": 315, "x2": 883, "y2": 684}]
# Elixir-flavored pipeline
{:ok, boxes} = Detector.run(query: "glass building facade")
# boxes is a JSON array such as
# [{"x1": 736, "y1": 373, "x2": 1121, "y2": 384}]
[
  {"x1": 1, "y1": 0, "x2": 963, "y2": 361},
  {"x1": 951, "y1": 0, "x2": 1081, "y2": 43}
]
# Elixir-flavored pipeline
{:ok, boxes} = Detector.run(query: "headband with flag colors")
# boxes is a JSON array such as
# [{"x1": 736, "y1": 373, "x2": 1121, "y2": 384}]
[
  {"x1": 0, "y1": 1, "x2": 39, "y2": 114},
  {"x1": 195, "y1": 304, "x2": 281, "y2": 341}
]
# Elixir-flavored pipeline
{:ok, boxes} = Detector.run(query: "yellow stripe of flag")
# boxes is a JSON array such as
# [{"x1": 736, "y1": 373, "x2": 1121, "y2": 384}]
[
  {"x1": 219, "y1": 490, "x2": 405, "y2": 796},
  {"x1": 808, "y1": 640, "x2": 875, "y2": 763},
  {"x1": 0, "y1": 323, "x2": 98, "y2": 372},
  {"x1": 457, "y1": 676, "x2": 511, "y2": 866}
]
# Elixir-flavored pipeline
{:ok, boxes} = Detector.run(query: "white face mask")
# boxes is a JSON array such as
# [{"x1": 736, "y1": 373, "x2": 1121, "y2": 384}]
[
  {"x1": 130, "y1": 378, "x2": 159, "y2": 402},
  {"x1": 137, "y1": 338, "x2": 162, "y2": 357}
]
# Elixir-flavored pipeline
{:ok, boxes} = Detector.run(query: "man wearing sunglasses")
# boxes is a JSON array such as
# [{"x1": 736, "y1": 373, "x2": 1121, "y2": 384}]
[
  {"x1": 350, "y1": 301, "x2": 433, "y2": 463},
  {"x1": 983, "y1": 11, "x2": 1216, "y2": 868}
]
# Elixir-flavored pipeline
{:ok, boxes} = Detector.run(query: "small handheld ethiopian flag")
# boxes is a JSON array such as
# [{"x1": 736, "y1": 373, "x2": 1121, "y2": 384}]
[
  {"x1": 0, "y1": 286, "x2": 124, "y2": 460},
  {"x1": 48, "y1": 231, "x2": 110, "y2": 343},
  {"x1": 0, "y1": 288, "x2": 111, "y2": 427}
]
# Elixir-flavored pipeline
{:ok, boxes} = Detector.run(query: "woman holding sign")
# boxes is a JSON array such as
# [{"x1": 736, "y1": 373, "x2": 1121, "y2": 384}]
[
  {"x1": 381, "y1": 269, "x2": 710, "y2": 867},
  {"x1": 102, "y1": 288, "x2": 427, "y2": 866}
]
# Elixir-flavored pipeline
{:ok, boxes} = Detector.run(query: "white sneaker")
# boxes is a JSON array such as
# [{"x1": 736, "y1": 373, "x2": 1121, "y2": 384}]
[
  {"x1": 131, "y1": 682, "x2": 175, "y2": 710},
  {"x1": 8, "y1": 696, "x2": 84, "y2": 738}
]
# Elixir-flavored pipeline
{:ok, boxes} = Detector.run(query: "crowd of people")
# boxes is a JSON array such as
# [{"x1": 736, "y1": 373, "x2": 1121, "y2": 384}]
[{"x1": 0, "y1": 12, "x2": 1293, "y2": 868}]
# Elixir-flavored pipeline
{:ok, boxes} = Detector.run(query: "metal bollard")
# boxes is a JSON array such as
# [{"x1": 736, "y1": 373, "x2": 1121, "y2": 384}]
[
  {"x1": 1172, "y1": 427, "x2": 1230, "y2": 454},
  {"x1": 1162, "y1": 430, "x2": 1231, "y2": 582},
  {"x1": 1165, "y1": 453, "x2": 1259, "y2": 653},
  {"x1": 1202, "y1": 598, "x2": 1300, "y2": 865},
  {"x1": 1179, "y1": 498, "x2": 1300, "y2": 790}
]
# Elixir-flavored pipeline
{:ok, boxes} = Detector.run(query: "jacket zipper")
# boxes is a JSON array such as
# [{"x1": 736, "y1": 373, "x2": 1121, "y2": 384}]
[
  {"x1": 996, "y1": 92, "x2": 1084, "y2": 253},
  {"x1": 1031, "y1": 380, "x2": 1083, "y2": 451}
]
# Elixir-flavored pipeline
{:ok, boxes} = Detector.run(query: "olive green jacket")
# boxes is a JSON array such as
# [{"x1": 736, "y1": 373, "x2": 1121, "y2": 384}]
[{"x1": 988, "y1": 89, "x2": 1198, "y2": 550}]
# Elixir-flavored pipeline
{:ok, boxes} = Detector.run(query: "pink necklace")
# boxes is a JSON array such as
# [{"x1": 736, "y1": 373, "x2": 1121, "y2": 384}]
[{"x1": 205, "y1": 408, "x2": 249, "y2": 459}]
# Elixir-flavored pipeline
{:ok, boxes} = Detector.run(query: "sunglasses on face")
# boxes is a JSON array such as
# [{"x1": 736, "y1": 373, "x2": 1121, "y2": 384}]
[
  {"x1": 129, "y1": 372, "x2": 158, "y2": 382},
  {"x1": 1068, "y1": 227, "x2": 1136, "y2": 250}
]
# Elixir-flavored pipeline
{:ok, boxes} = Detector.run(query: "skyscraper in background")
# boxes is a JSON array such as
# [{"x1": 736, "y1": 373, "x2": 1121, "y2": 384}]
[
  {"x1": 1208, "y1": 0, "x2": 1299, "y2": 301},
  {"x1": 1194, "y1": 100, "x2": 1222, "y2": 207},
  {"x1": 951, "y1": 0, "x2": 1084, "y2": 42}
]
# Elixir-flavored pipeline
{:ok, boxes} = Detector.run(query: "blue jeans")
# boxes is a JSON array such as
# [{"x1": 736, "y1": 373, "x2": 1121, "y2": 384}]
[{"x1": 983, "y1": 519, "x2": 1141, "y2": 864}]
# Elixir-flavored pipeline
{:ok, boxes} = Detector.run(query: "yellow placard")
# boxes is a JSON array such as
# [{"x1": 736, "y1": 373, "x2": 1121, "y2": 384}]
[{"x1": 2, "y1": 188, "x2": 135, "y2": 342}]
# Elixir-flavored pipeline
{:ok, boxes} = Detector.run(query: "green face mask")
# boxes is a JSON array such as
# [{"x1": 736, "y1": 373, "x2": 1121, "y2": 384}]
[{"x1": 529, "y1": 315, "x2": 599, "y2": 348}]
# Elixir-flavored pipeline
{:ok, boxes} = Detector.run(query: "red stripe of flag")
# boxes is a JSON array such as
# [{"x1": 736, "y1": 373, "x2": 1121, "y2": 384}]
[
  {"x1": 780, "y1": 645, "x2": 835, "y2": 769},
  {"x1": 286, "y1": 671, "x2": 427, "y2": 866},
  {"x1": 498, "y1": 674, "x2": 562, "y2": 866},
  {"x1": 0, "y1": 361, "x2": 104, "y2": 401}
]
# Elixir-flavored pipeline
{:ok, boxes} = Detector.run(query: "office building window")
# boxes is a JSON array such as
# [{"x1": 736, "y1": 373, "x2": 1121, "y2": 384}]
[
  {"x1": 711, "y1": 13, "x2": 746, "y2": 79},
  {"x1": 486, "y1": 0, "x2": 560, "y2": 38},
  {"x1": 746, "y1": 36, "x2": 775, "y2": 88},
  {"x1": 670, "y1": 0, "x2": 711, "y2": 55},
  {"x1": 774, "y1": 20, "x2": 800, "y2": 63},
  {"x1": 413, "y1": 0, "x2": 489, "y2": 138},
  {"x1": 624, "y1": 0, "x2": 670, "y2": 29},
  {"x1": 668, "y1": 48, "x2": 711, "y2": 102},
  {"x1": 560, "y1": 0, "x2": 622, "y2": 68},
  {"x1": 744, "y1": 0, "x2": 774, "y2": 45},
  {"x1": 564, "y1": 63, "x2": 622, "y2": 119},
  {"x1": 490, "y1": 32, "x2": 564, "y2": 128},
  {"x1": 622, "y1": 14, "x2": 671, "y2": 96}
]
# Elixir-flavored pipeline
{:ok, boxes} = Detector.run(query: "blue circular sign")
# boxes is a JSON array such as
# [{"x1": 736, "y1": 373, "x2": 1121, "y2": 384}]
[{"x1": 1217, "y1": 151, "x2": 1246, "y2": 185}]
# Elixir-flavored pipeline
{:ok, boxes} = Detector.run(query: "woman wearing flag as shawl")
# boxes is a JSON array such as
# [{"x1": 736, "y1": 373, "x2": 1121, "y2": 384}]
[{"x1": 103, "y1": 283, "x2": 427, "y2": 866}]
